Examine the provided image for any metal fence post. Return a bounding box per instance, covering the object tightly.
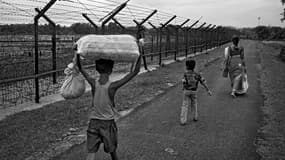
[82,13,98,33]
[150,33,154,60]
[52,26,56,84]
[158,15,176,66]
[185,29,188,58]
[196,22,206,52]
[184,20,199,57]
[101,0,129,35]
[133,10,157,70]
[175,27,178,60]
[209,25,216,48]
[165,28,170,57]
[33,0,57,103]
[156,29,159,55]
[217,27,222,46]
[193,29,197,53]
[134,23,148,70]
[148,22,158,61]
[36,8,57,84]
[34,18,39,103]
[203,24,212,50]
[190,29,195,55]
[178,19,190,60]
[159,28,162,65]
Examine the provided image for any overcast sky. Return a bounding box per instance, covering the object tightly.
[1,0,284,27]
[130,0,284,28]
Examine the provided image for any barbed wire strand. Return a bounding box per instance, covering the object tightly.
[0,0,203,27]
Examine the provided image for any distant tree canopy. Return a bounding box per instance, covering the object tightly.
[0,22,126,35]
[70,23,94,34]
[240,26,285,40]
[0,24,34,35]
[2,23,283,40]
[253,26,285,40]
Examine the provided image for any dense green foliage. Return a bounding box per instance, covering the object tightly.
[1,23,283,40]
[0,23,236,36]
[241,26,285,40]
[253,26,285,40]
[0,22,123,35]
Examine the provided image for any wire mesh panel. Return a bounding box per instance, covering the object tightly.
[0,38,35,80]
[0,79,35,108]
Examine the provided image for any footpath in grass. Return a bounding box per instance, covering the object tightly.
[256,42,285,159]
[0,46,225,160]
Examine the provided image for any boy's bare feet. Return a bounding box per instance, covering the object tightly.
[231,92,236,98]
[207,90,212,96]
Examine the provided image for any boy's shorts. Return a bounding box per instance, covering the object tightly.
[87,119,118,153]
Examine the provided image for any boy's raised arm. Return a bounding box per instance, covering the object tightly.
[111,55,141,90]
[75,54,96,89]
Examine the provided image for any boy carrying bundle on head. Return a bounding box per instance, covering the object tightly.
[73,34,141,160]
[75,55,141,160]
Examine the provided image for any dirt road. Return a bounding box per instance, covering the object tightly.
[54,40,262,160]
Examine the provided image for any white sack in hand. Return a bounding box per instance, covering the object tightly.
[75,34,140,62]
[60,63,86,99]
[234,74,249,94]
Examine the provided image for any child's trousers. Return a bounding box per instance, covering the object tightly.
[180,90,198,124]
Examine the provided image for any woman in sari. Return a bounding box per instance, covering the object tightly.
[224,36,247,98]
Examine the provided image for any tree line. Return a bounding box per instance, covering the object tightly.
[1,23,284,40]
[241,26,285,40]
[0,22,128,35]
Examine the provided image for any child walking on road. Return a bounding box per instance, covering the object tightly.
[180,59,212,125]
[75,54,141,160]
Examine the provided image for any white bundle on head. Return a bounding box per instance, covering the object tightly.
[75,34,140,62]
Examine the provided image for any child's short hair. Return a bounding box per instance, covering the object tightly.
[232,35,240,44]
[186,59,196,70]
[95,59,114,74]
